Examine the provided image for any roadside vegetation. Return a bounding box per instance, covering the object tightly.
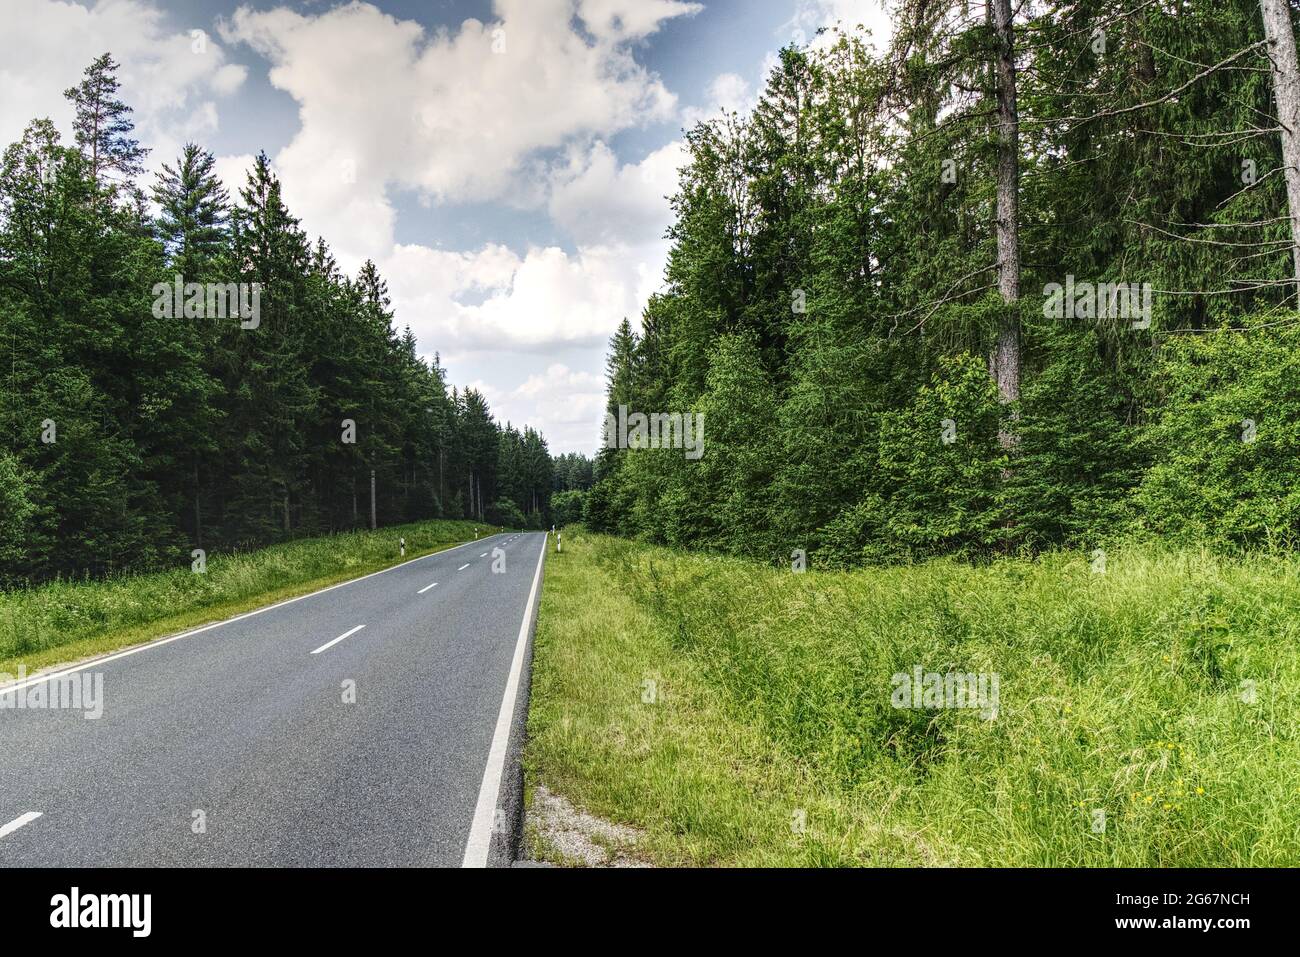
[526,529,1300,866]
[0,518,492,676]
[0,55,556,592]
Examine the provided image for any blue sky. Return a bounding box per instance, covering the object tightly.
[1,0,884,452]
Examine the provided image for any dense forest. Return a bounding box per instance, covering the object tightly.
[586,0,1300,566]
[0,54,558,586]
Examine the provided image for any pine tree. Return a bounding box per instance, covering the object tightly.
[153,144,230,275]
[63,53,148,190]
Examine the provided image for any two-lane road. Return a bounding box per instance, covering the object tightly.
[0,531,547,867]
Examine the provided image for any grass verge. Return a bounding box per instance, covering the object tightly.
[0,519,500,677]
[524,529,1300,866]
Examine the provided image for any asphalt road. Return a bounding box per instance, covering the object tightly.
[0,531,548,867]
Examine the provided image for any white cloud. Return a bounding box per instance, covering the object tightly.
[577,0,703,42]
[219,0,696,266]
[212,152,258,202]
[681,72,754,127]
[548,139,686,247]
[0,0,246,177]
[788,0,896,53]
[385,239,665,353]
[470,363,607,452]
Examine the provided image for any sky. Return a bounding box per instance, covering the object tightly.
[0,0,891,454]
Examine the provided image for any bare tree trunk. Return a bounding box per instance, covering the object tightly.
[991,0,1022,440]
[1261,0,1300,292]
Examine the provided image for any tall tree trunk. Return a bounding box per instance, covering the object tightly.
[990,0,1022,441]
[193,461,202,548]
[1261,0,1300,293]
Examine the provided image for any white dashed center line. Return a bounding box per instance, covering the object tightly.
[311,624,366,655]
[418,582,438,595]
[457,563,470,571]
[0,812,43,840]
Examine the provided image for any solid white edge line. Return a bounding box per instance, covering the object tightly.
[310,624,366,656]
[417,582,439,595]
[462,533,547,868]
[0,534,506,696]
[0,811,43,839]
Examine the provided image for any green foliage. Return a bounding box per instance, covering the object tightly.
[865,354,1007,563]
[550,490,587,527]
[1137,323,1300,546]
[1005,322,1149,550]
[584,5,1295,564]
[488,498,527,530]
[531,531,1300,865]
[0,54,555,585]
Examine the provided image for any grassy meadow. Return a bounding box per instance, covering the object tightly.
[525,529,1300,866]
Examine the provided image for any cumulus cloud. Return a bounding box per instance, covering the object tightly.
[788,0,896,53]
[0,0,246,176]
[548,139,686,247]
[370,135,683,376]
[385,239,667,354]
[681,72,755,127]
[470,364,608,453]
[218,0,697,263]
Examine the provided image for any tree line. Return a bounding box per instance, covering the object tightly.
[0,54,557,586]
[586,0,1300,564]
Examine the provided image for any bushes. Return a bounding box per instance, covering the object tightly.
[1137,323,1300,547]
[1006,324,1148,551]
[862,353,1008,563]
[550,489,586,527]
[487,498,527,529]
[0,451,36,586]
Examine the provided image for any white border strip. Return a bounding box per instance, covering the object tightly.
[462,533,547,867]
[0,535,498,696]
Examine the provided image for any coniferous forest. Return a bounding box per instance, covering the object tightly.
[0,54,557,586]
[586,1,1300,567]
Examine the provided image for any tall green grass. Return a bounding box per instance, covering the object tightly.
[526,530,1300,866]
[0,519,492,673]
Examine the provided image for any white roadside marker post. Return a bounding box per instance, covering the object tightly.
[400,536,406,558]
